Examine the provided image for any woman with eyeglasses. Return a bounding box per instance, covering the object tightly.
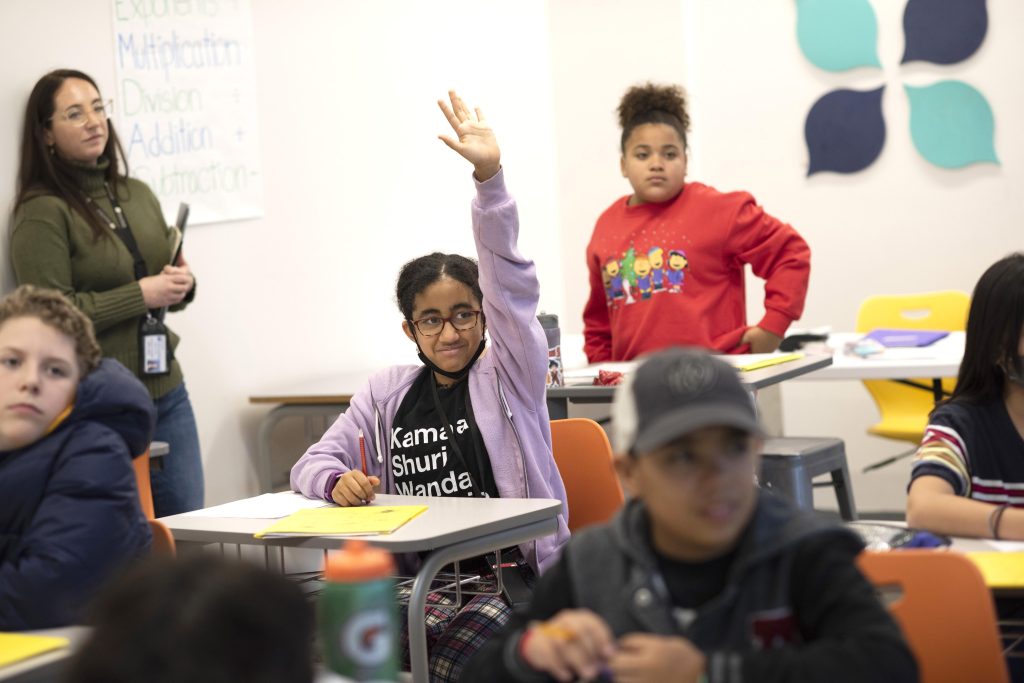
[291,91,569,681]
[10,70,202,517]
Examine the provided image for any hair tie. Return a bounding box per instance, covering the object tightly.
[988,503,1010,540]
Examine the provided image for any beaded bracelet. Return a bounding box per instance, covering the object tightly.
[989,503,1010,540]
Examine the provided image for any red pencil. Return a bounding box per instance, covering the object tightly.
[358,429,367,474]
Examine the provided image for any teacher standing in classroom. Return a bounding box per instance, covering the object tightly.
[10,69,203,516]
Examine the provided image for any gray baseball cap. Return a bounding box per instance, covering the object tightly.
[611,347,763,455]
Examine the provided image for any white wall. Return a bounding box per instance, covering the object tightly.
[2,1,1021,512]
[0,0,564,503]
[547,0,1023,512]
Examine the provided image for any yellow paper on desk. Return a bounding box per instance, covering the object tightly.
[732,352,803,372]
[0,632,69,667]
[254,505,427,538]
[967,552,1024,589]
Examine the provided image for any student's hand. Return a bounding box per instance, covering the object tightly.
[331,470,380,506]
[437,90,501,182]
[520,609,615,682]
[738,326,783,353]
[607,633,705,683]
[139,268,194,308]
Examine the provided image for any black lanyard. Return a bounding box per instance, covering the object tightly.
[85,183,149,283]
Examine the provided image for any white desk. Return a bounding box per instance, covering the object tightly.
[793,332,964,400]
[549,353,834,420]
[0,627,87,683]
[161,493,561,683]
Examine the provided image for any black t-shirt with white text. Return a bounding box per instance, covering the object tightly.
[391,369,499,499]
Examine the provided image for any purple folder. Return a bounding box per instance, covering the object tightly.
[863,329,949,348]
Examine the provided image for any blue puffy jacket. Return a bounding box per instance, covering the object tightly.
[0,358,155,629]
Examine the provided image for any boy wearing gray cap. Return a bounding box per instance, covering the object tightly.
[463,348,916,683]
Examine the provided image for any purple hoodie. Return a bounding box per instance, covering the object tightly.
[290,169,570,574]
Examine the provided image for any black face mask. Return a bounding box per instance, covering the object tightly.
[414,335,487,382]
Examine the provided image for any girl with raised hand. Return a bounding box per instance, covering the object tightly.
[291,91,569,681]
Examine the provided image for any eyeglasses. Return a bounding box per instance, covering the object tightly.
[49,100,112,127]
[409,310,482,337]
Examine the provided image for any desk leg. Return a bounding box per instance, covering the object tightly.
[547,396,569,420]
[932,378,944,404]
[406,519,557,683]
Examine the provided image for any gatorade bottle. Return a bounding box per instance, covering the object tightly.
[319,539,398,682]
[538,313,563,387]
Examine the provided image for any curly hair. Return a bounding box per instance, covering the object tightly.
[617,82,690,152]
[0,285,102,375]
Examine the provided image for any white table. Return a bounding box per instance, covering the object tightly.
[161,493,561,683]
[549,353,834,420]
[0,627,87,683]
[793,332,965,400]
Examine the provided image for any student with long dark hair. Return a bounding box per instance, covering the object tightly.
[291,91,569,681]
[907,253,1024,539]
[10,69,202,517]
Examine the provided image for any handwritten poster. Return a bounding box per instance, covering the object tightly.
[111,0,263,225]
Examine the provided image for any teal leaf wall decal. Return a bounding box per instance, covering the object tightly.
[797,0,881,72]
[906,80,998,168]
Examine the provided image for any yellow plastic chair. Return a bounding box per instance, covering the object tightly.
[550,419,625,532]
[856,291,969,445]
[857,550,1009,683]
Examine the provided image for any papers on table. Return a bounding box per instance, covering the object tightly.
[254,505,429,538]
[563,352,804,384]
[181,491,331,519]
[0,632,69,667]
[966,551,1024,588]
[720,353,803,372]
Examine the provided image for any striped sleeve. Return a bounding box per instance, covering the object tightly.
[910,423,970,496]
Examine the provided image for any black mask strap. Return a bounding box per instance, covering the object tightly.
[415,335,487,381]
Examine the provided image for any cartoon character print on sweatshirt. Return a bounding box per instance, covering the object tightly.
[666,249,688,292]
[649,247,666,292]
[600,244,690,307]
[632,254,653,300]
[603,258,626,304]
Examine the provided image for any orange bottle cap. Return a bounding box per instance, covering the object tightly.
[323,539,395,581]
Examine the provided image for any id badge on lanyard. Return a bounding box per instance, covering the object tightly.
[139,313,171,376]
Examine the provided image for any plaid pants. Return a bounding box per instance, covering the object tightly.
[399,590,512,683]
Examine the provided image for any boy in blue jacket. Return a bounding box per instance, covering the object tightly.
[0,285,154,629]
[464,348,917,683]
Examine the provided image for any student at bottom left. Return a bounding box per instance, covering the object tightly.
[0,285,154,630]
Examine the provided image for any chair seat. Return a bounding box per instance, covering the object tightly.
[868,417,928,444]
[760,437,857,520]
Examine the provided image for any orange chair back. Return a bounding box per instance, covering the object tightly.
[133,448,155,519]
[550,419,625,532]
[857,550,1009,683]
[148,519,177,556]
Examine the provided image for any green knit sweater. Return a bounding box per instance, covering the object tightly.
[11,160,194,399]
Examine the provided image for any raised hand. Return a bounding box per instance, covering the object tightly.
[437,90,501,181]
